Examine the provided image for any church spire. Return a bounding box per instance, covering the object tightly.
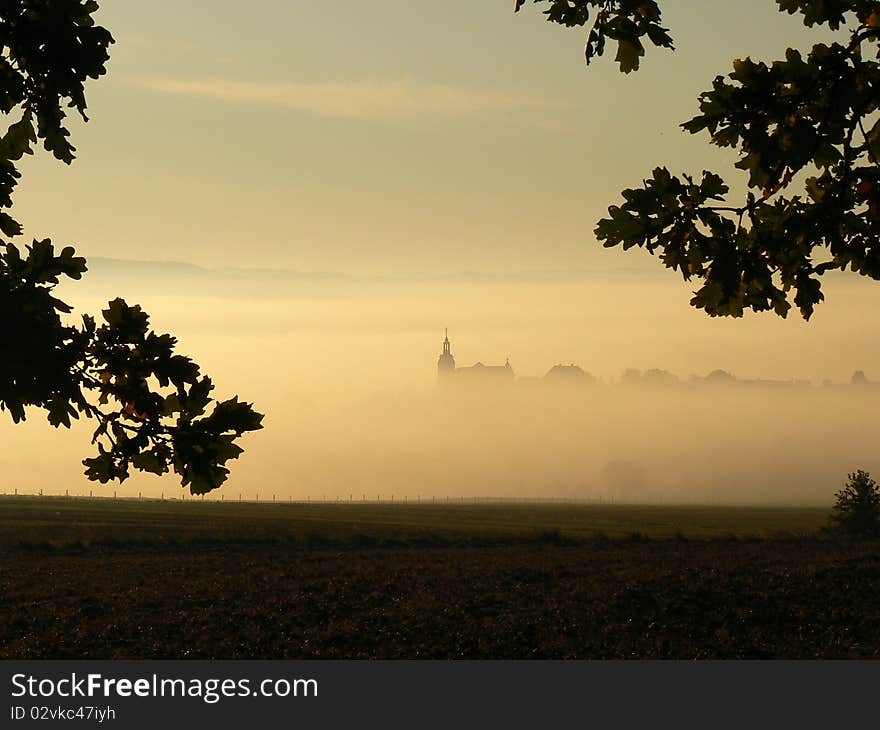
[438,329,455,378]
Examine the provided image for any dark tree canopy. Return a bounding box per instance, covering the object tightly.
[519,0,880,319]
[830,470,880,536]
[0,1,262,494]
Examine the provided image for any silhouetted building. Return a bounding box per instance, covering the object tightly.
[544,364,594,384]
[435,333,858,391]
[437,331,514,383]
[456,360,515,381]
[437,329,456,380]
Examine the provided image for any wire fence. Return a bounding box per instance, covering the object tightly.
[0,488,729,507]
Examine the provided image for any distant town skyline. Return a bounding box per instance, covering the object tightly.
[435,330,879,387]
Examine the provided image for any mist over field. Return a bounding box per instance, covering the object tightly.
[3,259,880,505]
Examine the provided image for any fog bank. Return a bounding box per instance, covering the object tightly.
[2,261,880,505]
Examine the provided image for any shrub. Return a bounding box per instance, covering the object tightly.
[830,471,880,538]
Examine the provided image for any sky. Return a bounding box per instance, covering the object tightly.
[3,1,880,502]
[12,0,841,273]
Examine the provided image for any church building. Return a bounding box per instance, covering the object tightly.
[437,331,514,382]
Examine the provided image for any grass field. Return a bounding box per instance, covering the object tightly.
[0,496,832,547]
[4,496,879,660]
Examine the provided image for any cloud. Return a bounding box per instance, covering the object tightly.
[131,76,570,123]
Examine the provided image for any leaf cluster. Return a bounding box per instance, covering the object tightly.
[0,238,88,424]
[587,0,880,319]
[514,0,674,73]
[0,2,263,493]
[0,1,113,236]
[0,239,264,493]
[79,299,264,494]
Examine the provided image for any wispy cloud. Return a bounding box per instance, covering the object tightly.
[131,76,570,124]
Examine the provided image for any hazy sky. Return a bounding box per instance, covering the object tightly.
[4,2,880,502]
[13,0,838,273]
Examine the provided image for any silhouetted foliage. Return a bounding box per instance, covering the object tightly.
[514,0,674,73]
[830,470,880,536]
[520,1,880,319]
[0,2,262,493]
[852,369,870,384]
[620,368,678,386]
[704,369,736,384]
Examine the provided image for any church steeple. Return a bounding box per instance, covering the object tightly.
[438,329,455,378]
